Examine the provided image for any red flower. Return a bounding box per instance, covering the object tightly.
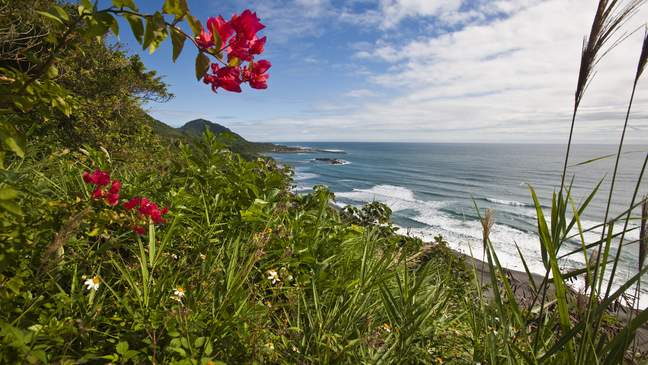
[109,180,121,194]
[123,196,141,210]
[230,10,265,41]
[133,225,146,235]
[204,65,242,93]
[244,60,271,89]
[105,193,120,206]
[196,28,214,50]
[91,187,104,199]
[207,16,234,48]
[250,36,266,56]
[228,35,253,61]
[83,169,111,186]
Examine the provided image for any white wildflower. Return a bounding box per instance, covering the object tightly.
[267,270,280,284]
[84,275,100,291]
[171,287,185,302]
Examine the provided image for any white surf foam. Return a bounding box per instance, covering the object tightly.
[311,159,351,165]
[486,197,529,207]
[294,172,319,181]
[335,184,648,309]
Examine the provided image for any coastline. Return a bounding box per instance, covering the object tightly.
[436,243,648,350]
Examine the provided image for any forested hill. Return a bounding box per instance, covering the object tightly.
[148,117,278,157]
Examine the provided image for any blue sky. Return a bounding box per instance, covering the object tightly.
[113,0,648,143]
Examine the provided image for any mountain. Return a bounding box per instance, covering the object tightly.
[146,117,278,157]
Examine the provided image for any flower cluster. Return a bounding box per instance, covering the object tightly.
[123,197,169,234]
[82,169,169,235]
[83,169,121,206]
[197,10,271,93]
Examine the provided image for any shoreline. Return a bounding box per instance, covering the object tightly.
[436,243,648,350]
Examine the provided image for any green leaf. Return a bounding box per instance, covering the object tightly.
[125,14,144,43]
[110,17,120,37]
[0,127,25,158]
[169,27,185,63]
[46,65,59,78]
[0,201,23,216]
[212,27,222,52]
[51,5,70,21]
[35,11,64,25]
[195,53,210,80]
[142,16,155,50]
[142,12,166,53]
[116,341,129,355]
[186,15,201,36]
[163,0,189,19]
[112,0,138,11]
[193,336,205,348]
[0,188,18,200]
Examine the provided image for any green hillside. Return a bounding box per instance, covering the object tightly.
[148,117,277,157]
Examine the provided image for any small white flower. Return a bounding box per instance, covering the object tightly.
[172,287,185,302]
[199,253,206,261]
[171,253,178,260]
[292,345,300,353]
[84,275,100,291]
[267,270,280,284]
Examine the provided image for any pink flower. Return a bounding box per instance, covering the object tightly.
[83,169,111,186]
[230,10,265,41]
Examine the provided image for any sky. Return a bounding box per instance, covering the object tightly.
[115,0,648,143]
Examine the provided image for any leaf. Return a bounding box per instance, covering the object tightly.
[0,188,18,200]
[125,14,144,43]
[169,27,185,63]
[116,341,129,355]
[0,201,23,216]
[163,0,189,19]
[46,65,59,78]
[212,28,222,52]
[0,122,26,158]
[51,5,70,21]
[228,57,241,67]
[36,11,64,25]
[112,0,138,11]
[110,17,120,37]
[142,16,155,50]
[195,53,210,80]
[142,12,166,53]
[186,15,201,36]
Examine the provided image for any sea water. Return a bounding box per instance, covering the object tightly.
[270,143,648,307]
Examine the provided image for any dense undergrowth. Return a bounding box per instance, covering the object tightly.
[3,0,648,363]
[0,2,475,363]
[1,130,474,363]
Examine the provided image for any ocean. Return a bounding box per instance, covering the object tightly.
[269,142,648,306]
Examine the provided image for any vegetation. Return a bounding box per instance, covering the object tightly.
[1,0,648,364]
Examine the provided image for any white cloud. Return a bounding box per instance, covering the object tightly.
[344,88,377,97]
[379,0,464,28]
[238,0,648,143]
